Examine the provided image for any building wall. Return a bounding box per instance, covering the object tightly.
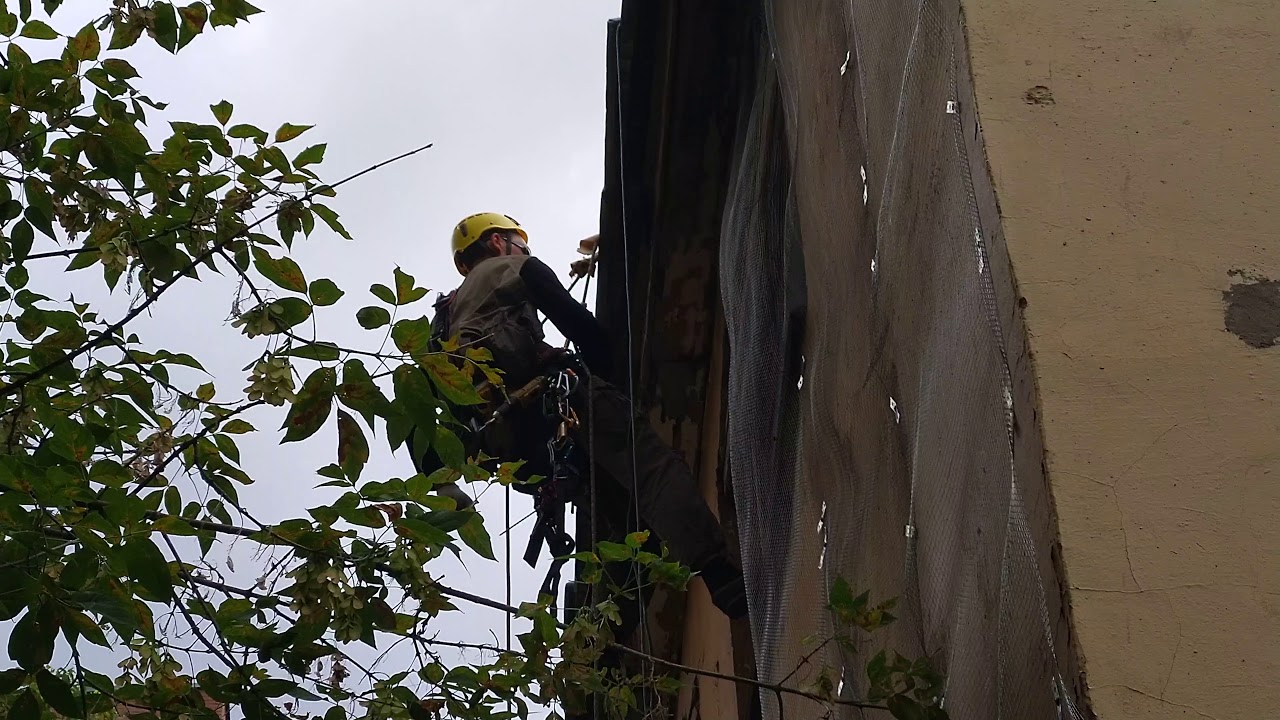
[596,5,759,720]
[963,1,1280,717]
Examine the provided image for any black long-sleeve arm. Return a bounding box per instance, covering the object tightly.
[520,257,613,380]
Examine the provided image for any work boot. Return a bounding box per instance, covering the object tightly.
[700,557,749,620]
[436,482,475,511]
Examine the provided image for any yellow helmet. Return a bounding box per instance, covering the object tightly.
[451,212,529,255]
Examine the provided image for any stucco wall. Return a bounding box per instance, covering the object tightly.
[963,1,1280,717]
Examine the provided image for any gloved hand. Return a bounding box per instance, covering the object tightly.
[537,345,570,367]
[569,234,599,278]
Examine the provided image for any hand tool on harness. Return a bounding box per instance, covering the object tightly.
[520,363,585,603]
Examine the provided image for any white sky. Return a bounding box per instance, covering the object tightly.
[9,0,623,708]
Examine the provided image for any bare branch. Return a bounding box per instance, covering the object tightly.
[607,644,886,712]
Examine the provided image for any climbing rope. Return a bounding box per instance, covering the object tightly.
[611,24,658,716]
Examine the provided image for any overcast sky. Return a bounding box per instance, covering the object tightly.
[13,0,623,704]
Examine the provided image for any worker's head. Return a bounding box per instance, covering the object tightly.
[450,212,530,276]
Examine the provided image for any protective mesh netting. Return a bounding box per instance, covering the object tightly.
[719,1,1092,719]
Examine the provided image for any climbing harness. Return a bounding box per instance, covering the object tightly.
[522,362,585,604]
[462,354,588,605]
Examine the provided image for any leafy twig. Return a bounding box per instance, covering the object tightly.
[0,144,433,400]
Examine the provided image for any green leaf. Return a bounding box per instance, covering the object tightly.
[210,0,263,26]
[653,676,684,696]
[356,306,390,329]
[458,514,495,560]
[275,123,313,143]
[89,459,131,488]
[391,317,432,354]
[227,123,267,143]
[0,14,17,37]
[6,688,37,720]
[66,590,139,638]
[282,367,336,443]
[65,607,112,648]
[108,17,144,49]
[214,433,241,464]
[393,365,437,427]
[36,668,80,718]
[295,143,326,167]
[124,538,172,599]
[433,426,465,469]
[0,668,26,695]
[829,576,855,616]
[336,410,369,482]
[316,464,346,481]
[286,342,341,362]
[625,530,650,549]
[101,58,139,79]
[867,649,890,686]
[252,246,307,293]
[263,146,291,174]
[394,267,425,304]
[421,354,484,405]
[210,100,233,126]
[308,278,344,306]
[597,542,632,563]
[151,1,179,52]
[68,22,100,60]
[9,607,56,670]
[312,203,351,240]
[6,266,29,290]
[395,518,452,548]
[10,219,34,263]
[370,283,396,305]
[64,244,99,272]
[177,2,208,49]
[269,297,312,331]
[337,359,388,428]
[223,419,255,434]
[0,200,20,223]
[14,310,44,341]
[153,515,197,536]
[19,19,56,38]
[421,508,471,532]
[886,695,932,720]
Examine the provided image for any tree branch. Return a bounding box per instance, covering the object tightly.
[31,516,889,716]
[606,644,886,712]
[126,510,524,618]
[394,629,887,712]
[213,245,411,364]
[779,635,834,686]
[0,143,433,400]
[125,399,266,498]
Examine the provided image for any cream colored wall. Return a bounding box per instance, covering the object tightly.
[963,1,1279,717]
[675,309,740,720]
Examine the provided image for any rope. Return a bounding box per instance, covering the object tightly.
[611,25,658,717]
[504,484,512,653]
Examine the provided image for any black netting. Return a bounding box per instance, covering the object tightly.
[718,1,1093,719]
[719,34,803,720]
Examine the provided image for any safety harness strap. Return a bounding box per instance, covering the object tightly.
[519,363,585,605]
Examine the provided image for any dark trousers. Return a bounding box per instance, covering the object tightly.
[566,376,730,573]
[485,374,746,620]
[490,376,731,573]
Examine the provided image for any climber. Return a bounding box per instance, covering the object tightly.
[411,211,747,620]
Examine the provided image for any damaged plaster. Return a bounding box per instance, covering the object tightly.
[1223,275,1280,349]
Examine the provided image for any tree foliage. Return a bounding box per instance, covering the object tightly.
[0,3,947,720]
